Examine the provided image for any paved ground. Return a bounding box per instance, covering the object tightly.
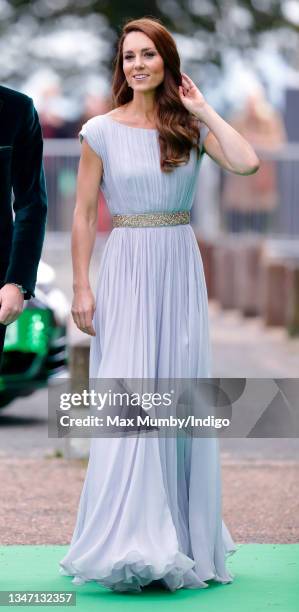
[0,456,298,545]
[210,301,299,378]
[0,233,298,545]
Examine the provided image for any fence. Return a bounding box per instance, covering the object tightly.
[43,139,299,238]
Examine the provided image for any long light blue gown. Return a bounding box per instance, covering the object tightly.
[59,113,237,592]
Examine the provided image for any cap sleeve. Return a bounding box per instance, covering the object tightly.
[199,122,209,156]
[79,115,105,160]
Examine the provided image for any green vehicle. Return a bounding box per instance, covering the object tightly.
[0,262,69,408]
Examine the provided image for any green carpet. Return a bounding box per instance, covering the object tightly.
[0,545,298,611]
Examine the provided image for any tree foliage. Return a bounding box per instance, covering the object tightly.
[1,1,298,87]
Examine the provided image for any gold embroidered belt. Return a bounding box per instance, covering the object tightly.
[112,211,190,228]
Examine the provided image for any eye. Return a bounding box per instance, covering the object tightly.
[123,51,156,60]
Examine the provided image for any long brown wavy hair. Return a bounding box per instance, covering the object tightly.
[111,17,201,173]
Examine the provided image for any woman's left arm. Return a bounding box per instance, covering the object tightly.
[179,73,260,175]
[198,104,260,175]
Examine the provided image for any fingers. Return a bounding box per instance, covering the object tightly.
[0,287,24,325]
[72,303,96,336]
[73,318,96,336]
[180,74,194,96]
[0,306,23,326]
[181,74,196,94]
[81,310,96,336]
[179,83,191,99]
[179,83,189,97]
[181,73,195,87]
[73,315,96,336]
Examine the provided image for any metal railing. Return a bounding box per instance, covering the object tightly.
[43,139,299,237]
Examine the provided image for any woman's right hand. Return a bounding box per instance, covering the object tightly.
[71,287,96,336]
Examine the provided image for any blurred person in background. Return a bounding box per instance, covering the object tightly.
[0,85,47,370]
[79,92,112,126]
[33,77,81,231]
[222,84,287,234]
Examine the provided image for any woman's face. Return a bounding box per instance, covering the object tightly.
[122,31,164,93]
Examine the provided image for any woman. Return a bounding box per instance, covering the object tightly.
[59,17,259,593]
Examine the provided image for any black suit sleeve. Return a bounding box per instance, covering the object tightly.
[4,96,48,299]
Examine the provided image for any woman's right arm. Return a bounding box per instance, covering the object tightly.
[71,140,103,336]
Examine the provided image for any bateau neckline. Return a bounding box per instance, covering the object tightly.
[105,114,158,132]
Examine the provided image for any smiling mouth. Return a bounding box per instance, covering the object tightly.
[133,75,150,80]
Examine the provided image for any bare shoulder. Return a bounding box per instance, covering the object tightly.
[105,105,129,122]
[105,108,122,117]
[105,106,158,129]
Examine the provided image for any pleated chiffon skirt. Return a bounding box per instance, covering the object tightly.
[59,223,237,591]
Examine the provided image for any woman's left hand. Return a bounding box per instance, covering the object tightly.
[178,73,207,119]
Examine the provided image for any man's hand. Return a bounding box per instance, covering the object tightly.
[0,284,25,325]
